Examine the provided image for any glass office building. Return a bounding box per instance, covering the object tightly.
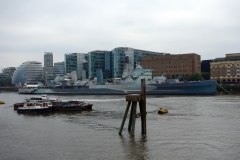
[110,47,165,78]
[65,53,86,80]
[111,48,127,78]
[134,48,165,64]
[44,52,53,67]
[43,52,54,80]
[87,47,165,79]
[54,62,65,77]
[0,67,16,79]
[12,61,43,86]
[88,50,111,79]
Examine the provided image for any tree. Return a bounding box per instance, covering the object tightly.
[188,73,203,81]
[179,76,189,81]
[179,73,204,81]
[0,78,12,86]
[201,72,210,80]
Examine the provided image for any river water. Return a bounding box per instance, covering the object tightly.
[0,92,239,160]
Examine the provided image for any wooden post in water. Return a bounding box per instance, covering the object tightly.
[119,78,147,136]
[140,78,147,134]
[119,101,131,134]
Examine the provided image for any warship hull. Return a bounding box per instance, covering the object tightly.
[19,80,217,95]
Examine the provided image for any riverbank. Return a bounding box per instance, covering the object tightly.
[216,84,240,94]
[0,86,18,92]
[1,85,240,94]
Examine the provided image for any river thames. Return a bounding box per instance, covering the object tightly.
[0,92,239,160]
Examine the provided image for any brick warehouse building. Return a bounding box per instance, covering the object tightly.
[141,53,201,79]
[210,53,240,83]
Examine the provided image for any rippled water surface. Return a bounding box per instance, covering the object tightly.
[0,92,240,160]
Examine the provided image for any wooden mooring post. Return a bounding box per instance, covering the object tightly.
[119,79,147,136]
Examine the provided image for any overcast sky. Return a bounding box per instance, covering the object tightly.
[1,0,240,69]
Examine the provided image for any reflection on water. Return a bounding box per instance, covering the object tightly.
[0,92,240,159]
[119,135,149,160]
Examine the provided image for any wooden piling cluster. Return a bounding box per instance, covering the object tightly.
[119,79,147,136]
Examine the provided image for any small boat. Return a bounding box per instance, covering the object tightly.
[25,95,57,102]
[14,95,56,110]
[13,102,24,110]
[0,100,5,104]
[52,100,93,111]
[17,101,52,113]
[158,108,168,114]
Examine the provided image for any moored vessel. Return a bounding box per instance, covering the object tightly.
[18,64,217,95]
[25,95,57,102]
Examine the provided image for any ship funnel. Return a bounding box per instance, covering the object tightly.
[96,69,104,84]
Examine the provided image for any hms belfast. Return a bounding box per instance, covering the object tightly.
[19,60,217,95]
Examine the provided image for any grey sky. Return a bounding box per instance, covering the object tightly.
[1,0,240,69]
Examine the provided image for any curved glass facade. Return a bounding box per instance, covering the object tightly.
[12,61,43,86]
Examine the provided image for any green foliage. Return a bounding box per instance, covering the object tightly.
[201,72,210,80]
[179,73,203,81]
[0,78,12,86]
[179,76,188,81]
[188,73,203,81]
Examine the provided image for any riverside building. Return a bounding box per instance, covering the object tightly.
[54,62,65,77]
[201,60,213,73]
[0,67,16,79]
[87,47,165,79]
[110,47,165,78]
[43,52,54,81]
[65,53,87,80]
[210,53,240,83]
[12,61,43,86]
[88,50,111,79]
[141,53,201,79]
